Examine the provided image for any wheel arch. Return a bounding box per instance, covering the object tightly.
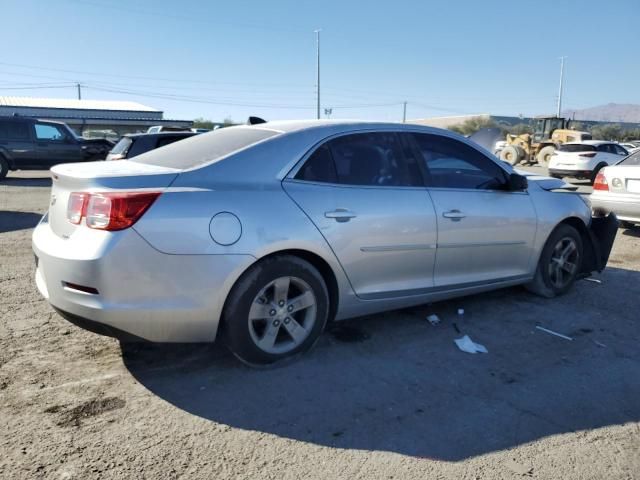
[557,216,599,275]
[221,248,340,328]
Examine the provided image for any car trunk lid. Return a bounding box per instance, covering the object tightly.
[48,160,179,238]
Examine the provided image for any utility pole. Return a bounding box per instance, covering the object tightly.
[402,101,407,123]
[76,82,82,100]
[556,56,566,118]
[314,29,321,119]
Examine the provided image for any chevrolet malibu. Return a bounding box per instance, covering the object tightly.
[33,121,617,365]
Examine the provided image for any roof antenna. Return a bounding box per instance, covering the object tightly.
[247,116,266,125]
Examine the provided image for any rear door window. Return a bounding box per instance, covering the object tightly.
[296,144,338,183]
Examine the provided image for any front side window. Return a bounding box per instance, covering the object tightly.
[35,123,65,141]
[412,133,507,190]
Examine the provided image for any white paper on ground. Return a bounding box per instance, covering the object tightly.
[454,335,488,354]
[426,314,441,325]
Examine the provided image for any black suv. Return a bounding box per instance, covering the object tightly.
[0,117,114,179]
[106,131,198,160]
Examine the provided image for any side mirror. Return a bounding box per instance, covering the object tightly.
[507,173,528,191]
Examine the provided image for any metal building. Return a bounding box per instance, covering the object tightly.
[0,96,192,139]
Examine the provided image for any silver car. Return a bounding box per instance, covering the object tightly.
[32,121,617,365]
[591,150,640,227]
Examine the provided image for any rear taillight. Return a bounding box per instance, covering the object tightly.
[67,192,161,230]
[579,152,597,158]
[67,192,88,224]
[593,172,609,191]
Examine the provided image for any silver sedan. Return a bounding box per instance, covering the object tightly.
[32,121,617,365]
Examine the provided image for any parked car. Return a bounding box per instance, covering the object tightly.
[106,132,198,161]
[619,142,640,154]
[32,121,617,366]
[591,150,640,227]
[0,117,113,179]
[548,141,629,182]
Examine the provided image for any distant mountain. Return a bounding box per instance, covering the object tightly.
[563,103,640,123]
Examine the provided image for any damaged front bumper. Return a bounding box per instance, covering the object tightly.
[581,213,618,274]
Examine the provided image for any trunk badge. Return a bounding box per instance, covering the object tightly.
[50,194,57,206]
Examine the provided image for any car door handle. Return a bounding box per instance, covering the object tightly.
[325,209,357,222]
[442,210,466,221]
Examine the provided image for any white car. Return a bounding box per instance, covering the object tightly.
[620,142,640,154]
[548,141,629,182]
[591,151,640,227]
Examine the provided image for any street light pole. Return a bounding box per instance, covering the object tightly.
[557,56,566,118]
[402,101,407,123]
[77,82,82,100]
[314,29,321,120]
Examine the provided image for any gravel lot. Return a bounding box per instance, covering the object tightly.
[1,170,639,479]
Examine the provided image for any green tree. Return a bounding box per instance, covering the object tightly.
[193,117,215,129]
[590,124,624,141]
[447,116,499,135]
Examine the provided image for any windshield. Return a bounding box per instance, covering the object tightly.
[558,144,596,153]
[131,127,280,170]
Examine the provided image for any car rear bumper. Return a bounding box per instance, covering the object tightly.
[548,168,593,179]
[32,218,255,342]
[591,195,640,223]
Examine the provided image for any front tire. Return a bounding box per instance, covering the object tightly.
[500,145,522,165]
[526,224,583,298]
[222,255,329,366]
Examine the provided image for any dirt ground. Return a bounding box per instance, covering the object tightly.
[1,170,639,479]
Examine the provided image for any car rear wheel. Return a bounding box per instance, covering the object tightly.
[0,156,8,180]
[526,224,583,298]
[222,255,329,366]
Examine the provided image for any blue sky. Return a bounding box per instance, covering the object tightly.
[1,0,639,122]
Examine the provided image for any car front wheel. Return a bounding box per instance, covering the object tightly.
[526,224,583,298]
[222,255,329,366]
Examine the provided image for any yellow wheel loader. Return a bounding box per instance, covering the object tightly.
[500,117,591,166]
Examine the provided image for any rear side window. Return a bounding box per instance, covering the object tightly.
[558,144,596,153]
[127,136,157,158]
[296,144,338,183]
[132,127,279,169]
[412,133,507,190]
[0,121,30,140]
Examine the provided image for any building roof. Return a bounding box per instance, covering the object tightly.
[0,96,160,113]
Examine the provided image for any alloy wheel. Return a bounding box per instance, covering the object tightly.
[247,276,317,355]
[548,237,580,289]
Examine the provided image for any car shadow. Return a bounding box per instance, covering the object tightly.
[121,267,640,461]
[622,227,640,238]
[0,176,51,188]
[0,211,43,233]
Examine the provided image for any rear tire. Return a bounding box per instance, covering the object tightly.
[536,146,555,166]
[222,255,329,367]
[526,224,583,298]
[590,163,607,184]
[0,156,8,180]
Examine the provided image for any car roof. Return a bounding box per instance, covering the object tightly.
[237,119,452,136]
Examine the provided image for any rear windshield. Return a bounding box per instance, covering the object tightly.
[558,144,596,153]
[132,127,279,169]
[110,137,132,155]
[618,151,640,166]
